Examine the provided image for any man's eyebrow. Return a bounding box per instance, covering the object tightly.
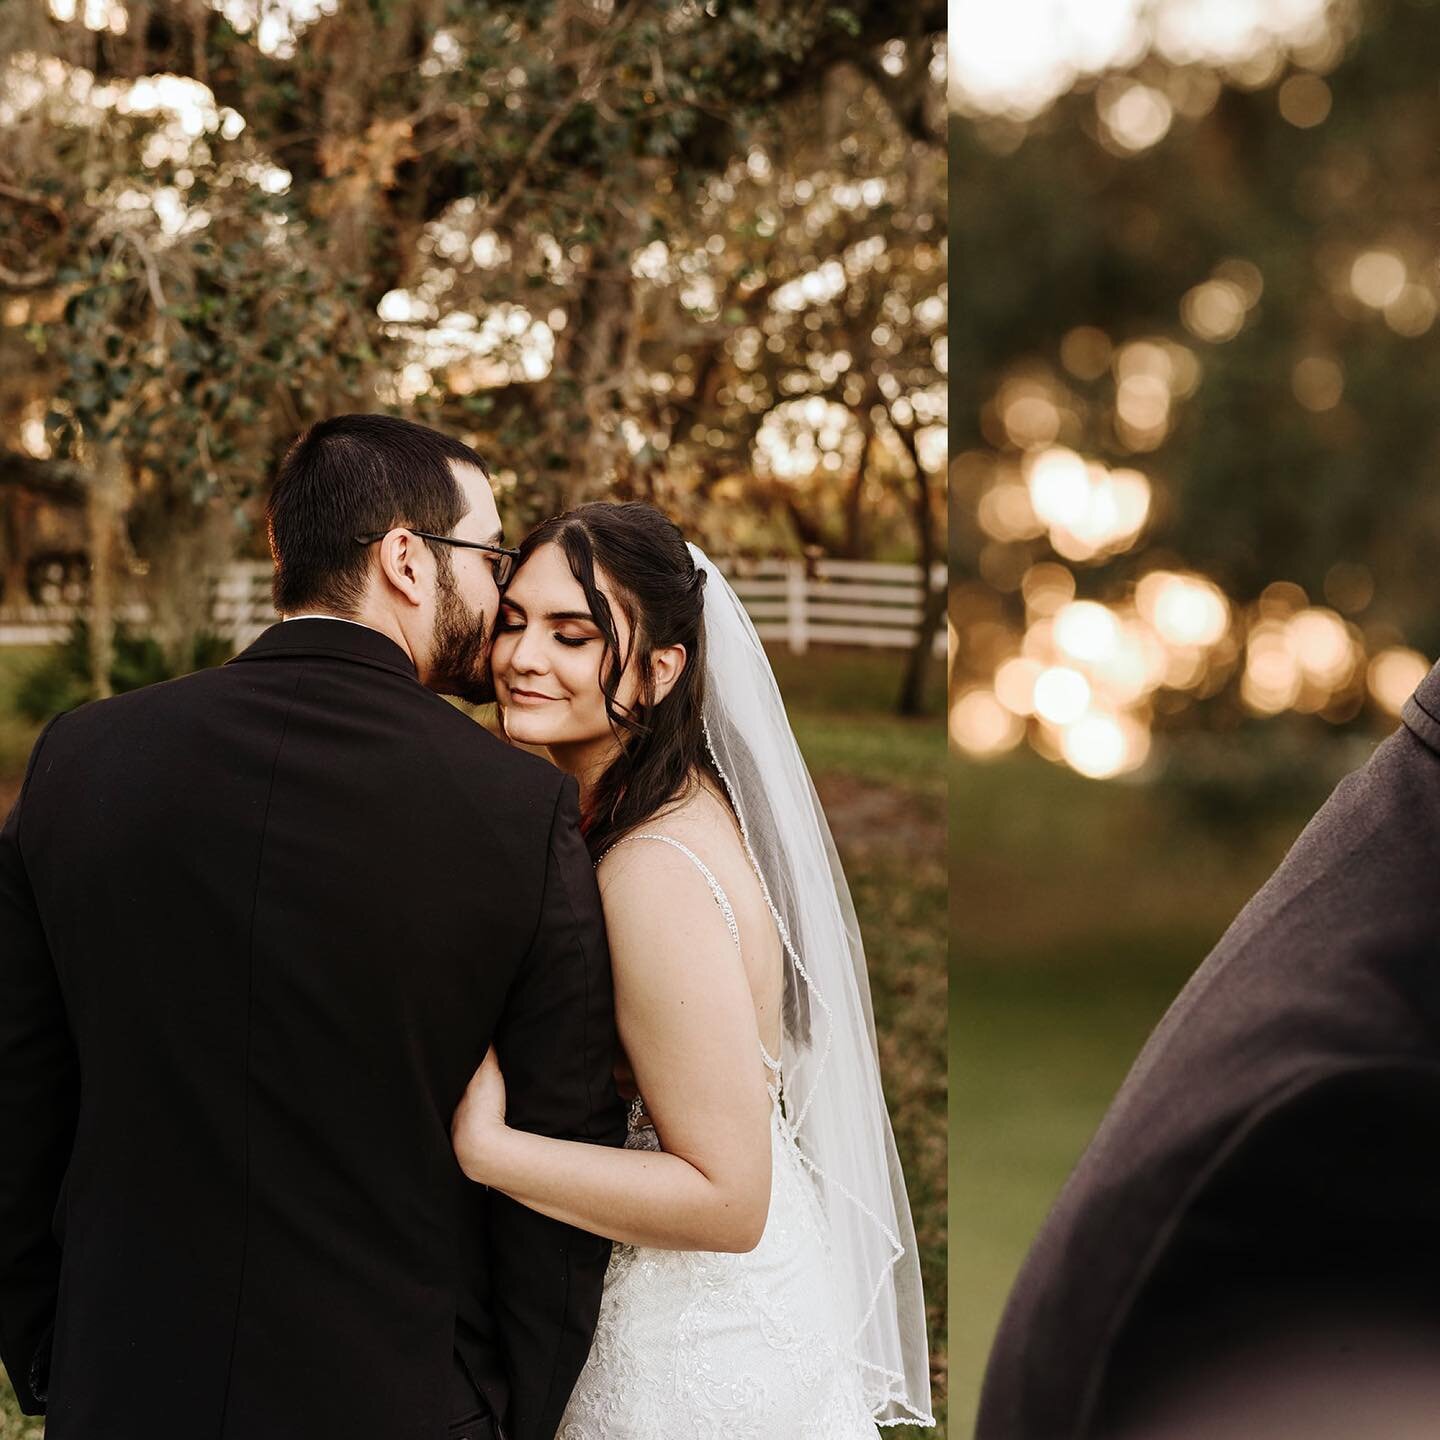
[485,526,503,544]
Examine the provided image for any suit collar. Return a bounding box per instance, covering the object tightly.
[227,617,418,681]
[1401,659,1440,754]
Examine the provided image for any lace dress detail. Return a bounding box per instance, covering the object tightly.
[558,834,878,1439]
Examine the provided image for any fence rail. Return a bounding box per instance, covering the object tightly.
[0,558,948,657]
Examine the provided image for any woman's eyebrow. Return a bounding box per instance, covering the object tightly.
[546,610,598,623]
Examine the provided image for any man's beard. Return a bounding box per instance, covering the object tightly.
[427,560,495,704]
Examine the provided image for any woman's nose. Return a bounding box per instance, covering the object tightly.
[508,624,547,674]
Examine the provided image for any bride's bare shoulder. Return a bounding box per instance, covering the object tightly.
[594,778,749,896]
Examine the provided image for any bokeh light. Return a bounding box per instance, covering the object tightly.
[1060,709,1151,779]
[951,687,1026,757]
[995,656,1045,715]
[1292,355,1344,411]
[1277,72,1331,127]
[1054,601,1121,663]
[1033,666,1092,724]
[1349,250,1406,309]
[1136,571,1230,647]
[1022,561,1077,615]
[1368,647,1430,717]
[1024,448,1152,560]
[1384,283,1436,337]
[1181,277,1248,342]
[1098,80,1174,151]
[950,0,1438,781]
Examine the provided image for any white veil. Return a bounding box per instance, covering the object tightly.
[688,543,934,1428]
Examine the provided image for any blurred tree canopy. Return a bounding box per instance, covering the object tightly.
[953,0,1440,772]
[0,0,945,684]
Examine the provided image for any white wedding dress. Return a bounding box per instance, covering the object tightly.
[557,834,879,1440]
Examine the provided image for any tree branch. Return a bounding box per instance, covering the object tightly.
[482,0,649,231]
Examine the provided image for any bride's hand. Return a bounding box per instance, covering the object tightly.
[452,1046,509,1185]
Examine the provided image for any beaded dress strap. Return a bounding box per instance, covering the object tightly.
[605,832,783,1075]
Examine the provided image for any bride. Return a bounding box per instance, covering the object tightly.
[450,501,933,1436]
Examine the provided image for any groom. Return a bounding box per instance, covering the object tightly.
[979,663,1440,1437]
[0,414,626,1440]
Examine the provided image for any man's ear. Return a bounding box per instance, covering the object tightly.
[377,529,427,608]
[651,643,687,704]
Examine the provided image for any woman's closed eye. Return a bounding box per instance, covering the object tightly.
[497,611,593,647]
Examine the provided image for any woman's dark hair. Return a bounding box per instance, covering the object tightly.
[513,501,718,858]
[267,413,491,615]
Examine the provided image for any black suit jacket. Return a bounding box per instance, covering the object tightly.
[979,662,1440,1440]
[0,618,626,1440]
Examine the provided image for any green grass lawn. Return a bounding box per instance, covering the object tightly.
[0,649,46,787]
[798,652,948,1434]
[0,644,948,1436]
[949,747,1342,1439]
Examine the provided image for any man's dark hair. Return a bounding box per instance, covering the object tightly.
[267,413,491,615]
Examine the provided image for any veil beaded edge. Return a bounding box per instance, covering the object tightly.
[688,543,935,1428]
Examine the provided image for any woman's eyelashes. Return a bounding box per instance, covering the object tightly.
[496,613,594,647]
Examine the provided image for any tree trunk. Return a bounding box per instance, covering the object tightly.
[135,498,235,670]
[895,424,941,717]
[842,411,875,558]
[566,182,653,508]
[85,438,127,700]
[900,565,945,717]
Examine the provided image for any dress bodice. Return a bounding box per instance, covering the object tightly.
[560,833,878,1438]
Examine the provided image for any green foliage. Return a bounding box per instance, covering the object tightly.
[15,621,232,723]
[950,748,1325,1434]
[4,0,944,635]
[954,0,1440,653]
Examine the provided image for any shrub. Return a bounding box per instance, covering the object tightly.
[15,620,232,722]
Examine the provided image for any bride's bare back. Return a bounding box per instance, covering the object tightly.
[598,774,785,1076]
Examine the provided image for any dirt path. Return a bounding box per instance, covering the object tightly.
[814,771,945,861]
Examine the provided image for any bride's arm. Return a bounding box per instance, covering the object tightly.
[452,843,774,1253]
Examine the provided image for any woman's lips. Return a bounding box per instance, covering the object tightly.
[507,687,561,704]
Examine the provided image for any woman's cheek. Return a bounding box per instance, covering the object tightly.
[490,634,516,687]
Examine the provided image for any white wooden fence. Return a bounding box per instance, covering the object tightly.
[0,557,948,657]
[720,558,948,657]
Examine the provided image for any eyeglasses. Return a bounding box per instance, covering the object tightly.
[355,529,521,587]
